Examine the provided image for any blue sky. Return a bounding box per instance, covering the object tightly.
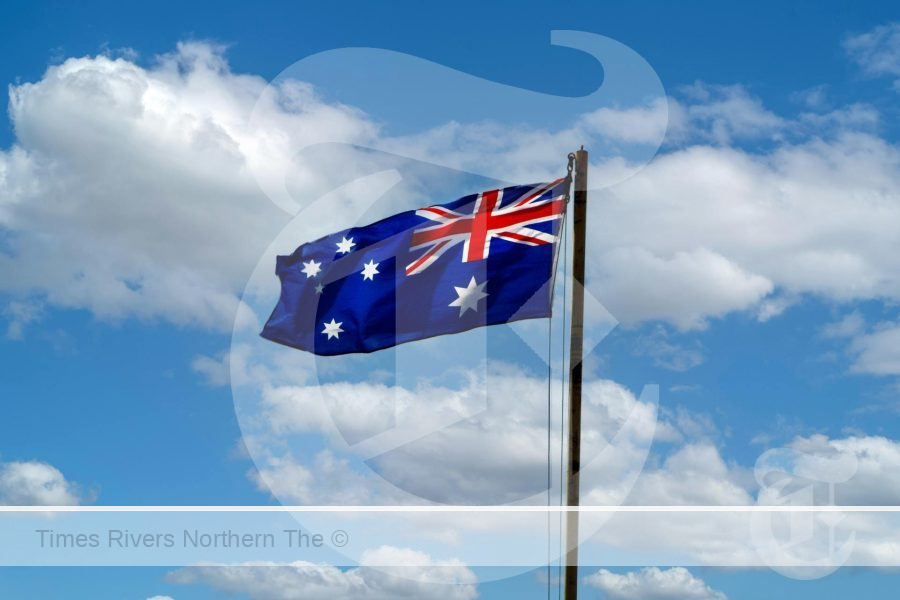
[3,0,900,598]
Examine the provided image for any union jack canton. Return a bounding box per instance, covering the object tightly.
[261,177,569,355]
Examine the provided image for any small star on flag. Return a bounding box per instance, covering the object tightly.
[361,259,380,281]
[301,259,322,278]
[336,236,356,254]
[321,318,344,340]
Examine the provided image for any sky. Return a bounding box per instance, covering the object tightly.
[2,0,900,597]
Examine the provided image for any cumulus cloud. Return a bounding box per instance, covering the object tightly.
[3,42,900,339]
[588,503,900,568]
[593,131,900,329]
[0,460,88,505]
[0,43,374,333]
[241,337,900,509]
[605,430,900,509]
[240,349,782,509]
[191,352,231,386]
[584,567,727,600]
[783,433,900,505]
[580,97,670,144]
[820,311,866,339]
[167,546,477,600]
[848,322,900,376]
[620,443,752,506]
[247,361,679,505]
[592,246,772,331]
[249,450,381,506]
[669,83,784,144]
[818,313,900,376]
[844,22,900,81]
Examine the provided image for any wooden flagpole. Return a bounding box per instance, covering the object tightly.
[564,147,588,600]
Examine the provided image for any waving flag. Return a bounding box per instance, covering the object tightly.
[260,178,569,355]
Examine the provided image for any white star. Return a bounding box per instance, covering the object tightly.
[321,318,344,340]
[336,236,356,254]
[449,276,489,316]
[314,283,325,295]
[361,259,380,281]
[301,259,322,278]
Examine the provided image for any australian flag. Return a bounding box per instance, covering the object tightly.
[260,177,569,355]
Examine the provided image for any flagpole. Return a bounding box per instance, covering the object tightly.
[564,147,588,600]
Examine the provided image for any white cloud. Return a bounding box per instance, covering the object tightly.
[814,313,900,376]
[820,311,866,339]
[670,83,784,144]
[249,362,678,505]
[815,313,900,376]
[602,430,900,509]
[4,43,900,339]
[191,352,231,386]
[798,102,880,132]
[0,460,88,505]
[593,246,772,331]
[631,325,704,371]
[785,433,900,505]
[167,545,477,600]
[580,97,670,144]
[240,350,764,510]
[0,43,374,333]
[249,450,379,506]
[620,443,752,506]
[584,567,727,600]
[593,132,900,329]
[146,596,175,600]
[585,509,757,566]
[844,22,900,80]
[3,300,42,339]
[576,506,900,568]
[755,294,794,322]
[791,84,830,109]
[848,322,900,375]
[237,430,900,567]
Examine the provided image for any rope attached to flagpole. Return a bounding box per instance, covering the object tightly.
[548,154,576,600]
[547,256,553,600]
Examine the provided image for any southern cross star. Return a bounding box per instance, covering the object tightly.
[314,283,325,295]
[321,318,344,340]
[336,236,356,254]
[301,259,322,278]
[449,276,488,316]
[361,259,380,281]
